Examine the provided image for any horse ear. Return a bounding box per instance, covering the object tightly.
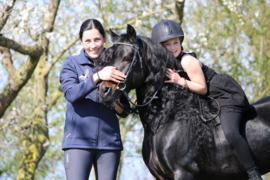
[110,29,118,43]
[127,24,136,43]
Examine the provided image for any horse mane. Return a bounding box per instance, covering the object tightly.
[136,35,218,167]
[97,33,218,167]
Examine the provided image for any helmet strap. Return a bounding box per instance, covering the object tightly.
[181,46,183,55]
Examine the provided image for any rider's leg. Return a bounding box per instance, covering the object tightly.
[220,112,262,180]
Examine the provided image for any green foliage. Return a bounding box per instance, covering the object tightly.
[1,0,177,179]
[2,0,270,179]
[183,0,270,102]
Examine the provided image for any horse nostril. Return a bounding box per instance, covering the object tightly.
[103,86,111,96]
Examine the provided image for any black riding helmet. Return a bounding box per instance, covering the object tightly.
[151,19,184,43]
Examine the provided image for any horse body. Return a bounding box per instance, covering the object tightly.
[142,120,199,180]
[139,92,270,180]
[97,25,270,180]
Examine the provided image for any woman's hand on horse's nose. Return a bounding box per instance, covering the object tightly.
[99,66,126,83]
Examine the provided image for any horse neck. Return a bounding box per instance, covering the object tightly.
[135,81,163,128]
[135,82,152,105]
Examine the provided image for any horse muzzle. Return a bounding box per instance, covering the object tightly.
[99,81,121,104]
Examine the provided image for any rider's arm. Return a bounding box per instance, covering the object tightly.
[181,55,207,95]
[165,55,207,95]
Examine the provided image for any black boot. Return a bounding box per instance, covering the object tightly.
[247,167,262,180]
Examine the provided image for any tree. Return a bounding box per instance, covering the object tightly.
[0,0,180,179]
[182,1,270,177]
[0,0,77,179]
[0,0,43,118]
[182,0,270,102]
[3,0,269,179]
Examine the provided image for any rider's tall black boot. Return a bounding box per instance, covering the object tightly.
[247,167,262,180]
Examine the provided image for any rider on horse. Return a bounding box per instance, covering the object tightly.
[151,19,262,180]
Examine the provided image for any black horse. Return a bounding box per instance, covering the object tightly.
[97,25,270,180]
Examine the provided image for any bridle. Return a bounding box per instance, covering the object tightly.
[113,40,144,92]
[112,39,163,109]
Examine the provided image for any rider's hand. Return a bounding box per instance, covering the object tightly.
[98,66,126,83]
[165,68,183,85]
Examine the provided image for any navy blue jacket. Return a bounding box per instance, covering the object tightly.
[60,48,130,150]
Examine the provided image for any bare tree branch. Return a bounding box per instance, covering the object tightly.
[175,0,185,25]
[0,36,43,57]
[47,86,63,112]
[0,36,43,118]
[43,0,60,32]
[0,54,42,118]
[107,4,174,31]
[0,0,17,31]
[43,37,78,76]
[0,46,15,76]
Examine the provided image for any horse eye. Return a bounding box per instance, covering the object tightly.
[122,56,129,62]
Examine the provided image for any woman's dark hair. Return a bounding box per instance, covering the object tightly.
[79,19,106,39]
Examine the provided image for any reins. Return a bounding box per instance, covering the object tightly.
[198,96,220,123]
[121,84,163,107]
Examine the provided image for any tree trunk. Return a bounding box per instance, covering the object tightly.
[17,105,49,180]
[16,0,61,179]
[174,0,185,25]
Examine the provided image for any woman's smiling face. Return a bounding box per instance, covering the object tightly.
[80,29,107,60]
[162,37,181,57]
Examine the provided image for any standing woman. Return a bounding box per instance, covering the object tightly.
[151,19,262,180]
[60,19,130,180]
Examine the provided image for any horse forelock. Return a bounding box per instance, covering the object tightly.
[97,33,134,70]
[113,33,135,44]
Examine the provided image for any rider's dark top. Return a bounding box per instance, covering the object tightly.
[176,52,250,115]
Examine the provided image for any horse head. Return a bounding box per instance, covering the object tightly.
[98,24,178,106]
[98,25,147,104]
